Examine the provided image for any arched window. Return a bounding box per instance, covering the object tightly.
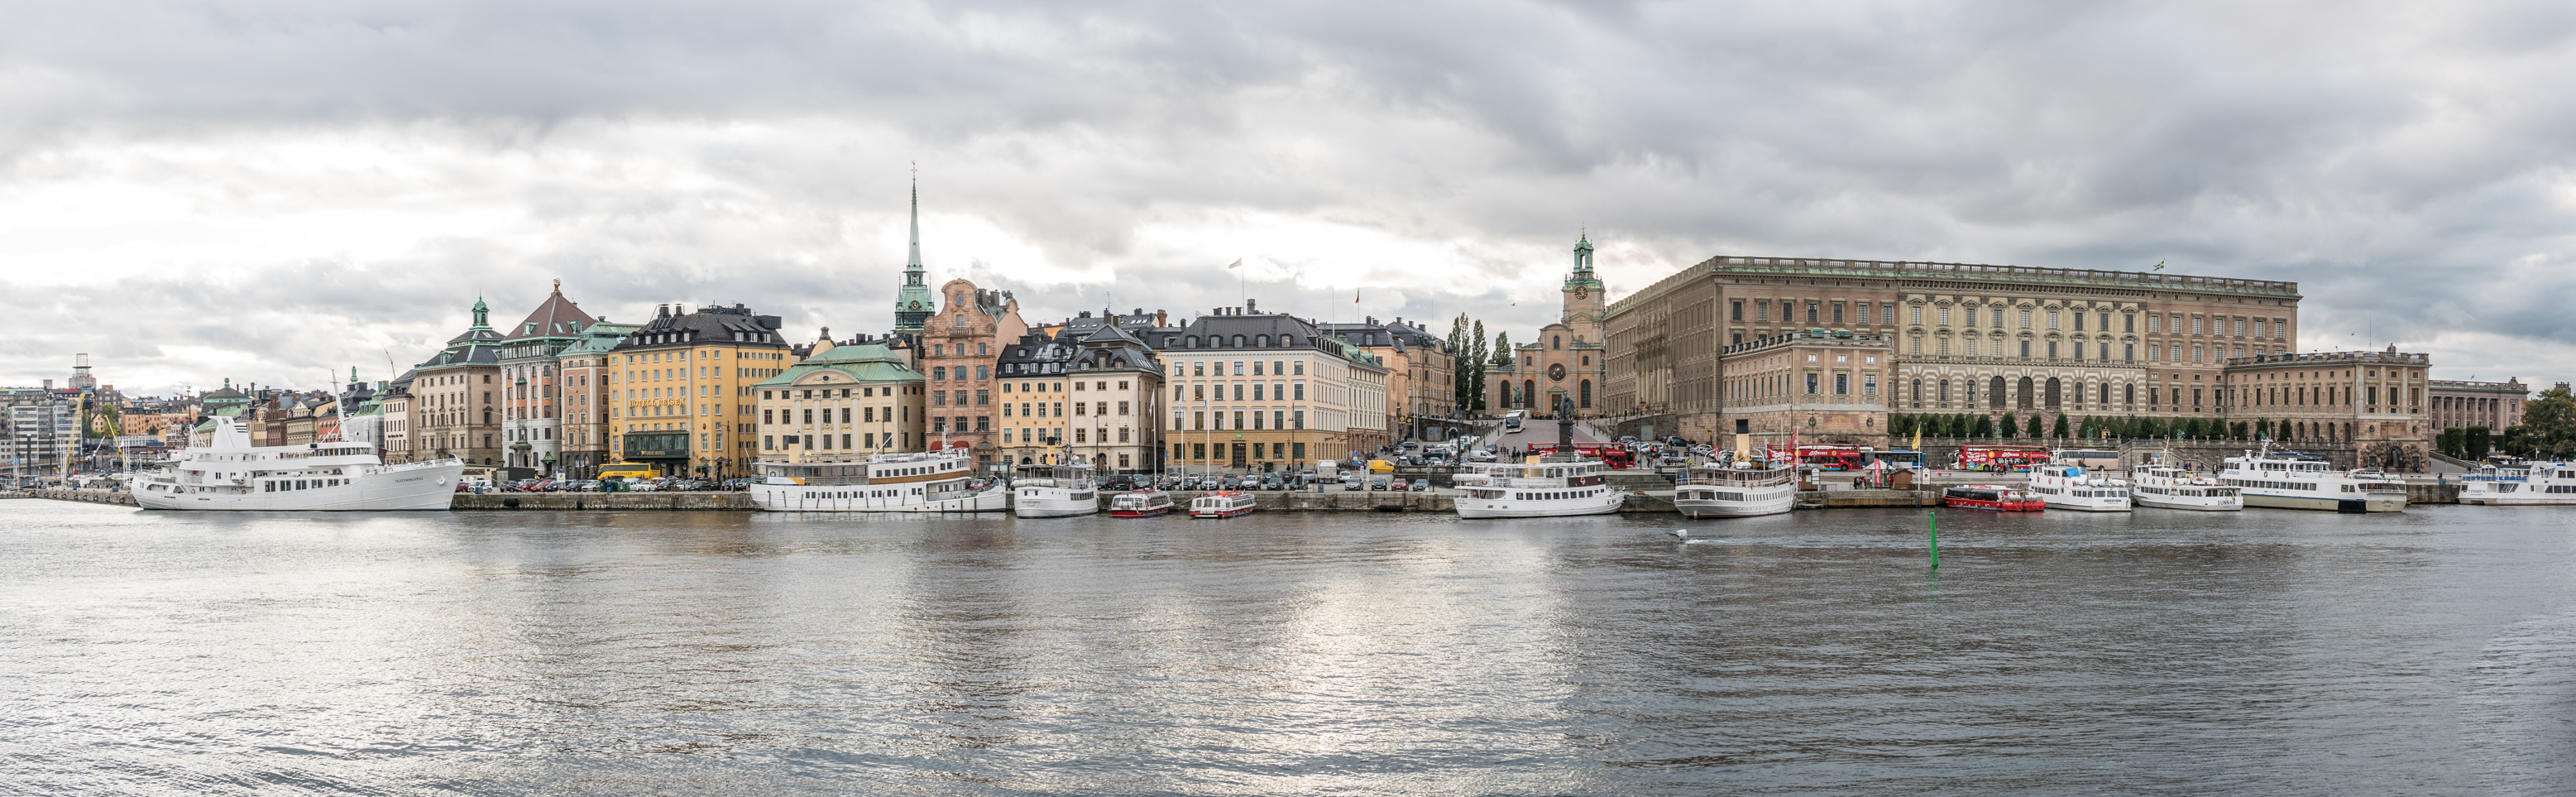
[2125,384,2135,406]
[1579,380,1592,409]
[2017,377,2034,409]
[1185,336,1199,348]
[1233,335,1247,348]
[1912,379,1922,405]
[1554,335,1563,349]
[1255,334,1269,347]
[2099,383,2110,405]
[1940,379,1950,402]
[2045,377,2061,408]
[1989,376,2007,409]
[1523,380,1536,410]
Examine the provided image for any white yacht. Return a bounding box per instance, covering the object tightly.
[2216,447,2409,512]
[2459,461,2576,506]
[1451,459,1626,519]
[1109,489,1176,517]
[2026,463,2133,512]
[133,420,462,511]
[1672,461,1798,519]
[1011,463,1099,518]
[1187,491,1259,518]
[749,449,1007,512]
[2131,463,2243,511]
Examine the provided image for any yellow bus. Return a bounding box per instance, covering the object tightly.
[596,463,660,480]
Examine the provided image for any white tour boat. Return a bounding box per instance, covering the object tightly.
[1012,463,1099,517]
[2216,446,2409,513]
[1187,490,1259,518]
[1672,461,1798,519]
[1452,459,1626,519]
[133,420,462,511]
[749,449,1007,512]
[2459,461,2576,506]
[2130,463,2243,511]
[2027,463,2133,512]
[1109,489,1176,517]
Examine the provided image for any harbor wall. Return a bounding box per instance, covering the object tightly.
[24,489,137,507]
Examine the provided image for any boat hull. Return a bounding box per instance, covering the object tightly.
[2243,492,2406,513]
[1188,506,1256,519]
[1110,507,1172,518]
[2042,497,2133,512]
[1942,497,2044,511]
[134,462,462,511]
[749,484,1009,512]
[2134,497,2243,511]
[1454,493,1626,519]
[1673,493,1796,518]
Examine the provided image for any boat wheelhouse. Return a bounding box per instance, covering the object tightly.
[1451,459,1626,519]
[2458,461,2576,506]
[1942,484,2045,511]
[1187,491,1258,518]
[1672,462,1797,519]
[132,420,462,511]
[2131,463,2243,511]
[2216,446,2408,513]
[1109,489,1176,517]
[2028,463,2132,512]
[748,449,1005,512]
[1013,463,1099,517]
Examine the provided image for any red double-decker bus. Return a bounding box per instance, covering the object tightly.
[1522,442,1637,469]
[1766,444,1866,471]
[1956,444,2053,473]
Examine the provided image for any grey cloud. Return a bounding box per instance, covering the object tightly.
[7,0,2576,391]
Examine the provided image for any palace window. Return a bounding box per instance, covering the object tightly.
[1731,300,1743,321]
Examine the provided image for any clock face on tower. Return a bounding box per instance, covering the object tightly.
[1548,363,1568,382]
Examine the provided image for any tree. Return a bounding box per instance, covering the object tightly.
[1972,415,1994,437]
[2051,414,2071,438]
[2231,421,2248,440]
[1489,331,1511,370]
[2000,414,2020,438]
[2466,425,2492,461]
[2523,386,2576,458]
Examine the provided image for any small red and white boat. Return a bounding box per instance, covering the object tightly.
[1942,484,2045,511]
[1109,489,1175,518]
[1188,491,1259,519]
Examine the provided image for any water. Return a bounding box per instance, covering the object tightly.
[2,502,2571,795]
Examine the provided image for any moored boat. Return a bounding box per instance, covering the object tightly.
[749,448,1007,512]
[1188,490,1258,518]
[1942,484,2045,511]
[1012,463,1100,518]
[132,420,462,511]
[1672,461,1797,519]
[2216,445,2408,512]
[1451,459,1626,519]
[1109,489,1175,517]
[2027,463,2132,512]
[2459,461,2576,506]
[2131,463,2243,511]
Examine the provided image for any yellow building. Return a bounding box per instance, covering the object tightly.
[755,338,927,461]
[607,303,794,478]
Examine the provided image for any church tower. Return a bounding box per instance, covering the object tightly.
[893,170,937,333]
[1561,232,1606,343]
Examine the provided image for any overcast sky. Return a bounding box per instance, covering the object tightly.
[4,0,2574,396]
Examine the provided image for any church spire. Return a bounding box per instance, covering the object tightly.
[892,163,938,333]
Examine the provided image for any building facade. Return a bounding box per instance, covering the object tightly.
[1717,331,1893,449]
[1603,256,2306,444]
[1487,234,1609,420]
[497,282,598,476]
[995,323,1166,473]
[755,338,926,462]
[2221,348,2431,469]
[1154,303,1389,472]
[555,320,638,478]
[916,279,1027,472]
[1321,317,1457,441]
[381,372,414,463]
[2429,377,2528,433]
[607,303,792,478]
[412,299,506,466]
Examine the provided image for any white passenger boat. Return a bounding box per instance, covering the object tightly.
[132,420,462,511]
[1012,463,1099,517]
[2459,461,2576,505]
[2027,463,2133,512]
[2131,463,2243,511]
[1188,490,1259,518]
[1110,489,1176,517]
[749,449,1008,512]
[1672,461,1797,519]
[2216,446,2409,513]
[1451,459,1626,519]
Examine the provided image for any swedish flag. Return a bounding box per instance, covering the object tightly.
[2154,260,2167,271]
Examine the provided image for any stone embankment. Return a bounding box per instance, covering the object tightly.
[25,489,137,507]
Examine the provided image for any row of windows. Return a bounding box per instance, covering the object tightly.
[1901,338,2281,362]
[766,406,909,424]
[1173,441,1308,460]
[1163,334,1308,349]
[1173,410,1304,430]
[768,433,907,450]
[1181,382,1305,401]
[1173,360,1305,377]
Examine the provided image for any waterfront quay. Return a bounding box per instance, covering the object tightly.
[4,498,2569,795]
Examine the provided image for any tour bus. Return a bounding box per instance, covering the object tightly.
[1501,411,1525,432]
[1771,444,1867,472]
[1956,444,2054,473]
[1865,449,1927,471]
[2054,449,2123,470]
[1522,442,1636,469]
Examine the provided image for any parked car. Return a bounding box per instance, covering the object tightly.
[1390,478,1410,491]
[1410,479,1429,492]
[1261,473,1284,490]
[1370,477,1391,491]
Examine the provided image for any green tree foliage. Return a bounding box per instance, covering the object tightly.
[2437,427,2463,458]
[2520,386,2576,458]
[1999,414,2020,438]
[2051,414,2071,438]
[2466,425,2492,461]
[1971,415,1994,437]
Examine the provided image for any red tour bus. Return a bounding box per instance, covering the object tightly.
[1522,442,1636,469]
[1767,444,1867,471]
[1956,444,2053,473]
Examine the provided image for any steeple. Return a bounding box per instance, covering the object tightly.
[471,296,491,329]
[1562,230,1606,332]
[893,164,937,332]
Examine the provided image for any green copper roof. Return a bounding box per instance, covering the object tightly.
[755,343,924,386]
